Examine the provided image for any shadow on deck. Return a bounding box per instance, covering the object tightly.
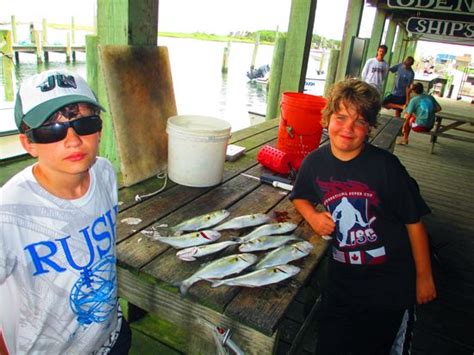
[393,128,474,355]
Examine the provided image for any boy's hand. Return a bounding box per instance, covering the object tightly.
[416,273,437,304]
[307,211,336,237]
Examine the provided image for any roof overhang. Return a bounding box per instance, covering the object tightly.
[367,0,474,46]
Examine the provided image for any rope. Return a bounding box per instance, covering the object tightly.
[134,172,168,202]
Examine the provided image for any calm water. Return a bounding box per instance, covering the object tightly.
[0,36,326,132]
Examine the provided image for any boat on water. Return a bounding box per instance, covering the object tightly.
[247,64,326,94]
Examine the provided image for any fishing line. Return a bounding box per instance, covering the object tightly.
[134,172,168,202]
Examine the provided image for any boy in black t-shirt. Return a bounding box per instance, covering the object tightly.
[290,78,436,354]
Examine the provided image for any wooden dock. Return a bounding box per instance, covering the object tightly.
[392,121,474,355]
[12,44,85,63]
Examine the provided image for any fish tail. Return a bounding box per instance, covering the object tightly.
[179,278,194,295]
[211,280,224,288]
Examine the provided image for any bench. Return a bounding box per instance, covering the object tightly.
[371,114,404,152]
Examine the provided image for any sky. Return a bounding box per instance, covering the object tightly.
[0,0,472,56]
[0,0,356,40]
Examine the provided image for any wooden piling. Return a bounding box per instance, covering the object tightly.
[71,16,76,45]
[324,49,340,97]
[34,30,43,64]
[66,33,72,63]
[11,16,17,44]
[42,18,48,44]
[86,35,99,96]
[251,32,260,69]
[0,30,15,101]
[266,35,286,120]
[221,41,230,74]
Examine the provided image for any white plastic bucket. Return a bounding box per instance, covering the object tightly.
[166,115,231,187]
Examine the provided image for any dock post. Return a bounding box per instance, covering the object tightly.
[0,30,15,101]
[221,40,231,74]
[66,32,72,63]
[34,30,43,64]
[319,50,325,74]
[323,49,340,97]
[86,35,99,100]
[11,16,17,44]
[335,0,364,81]
[42,18,48,44]
[251,32,260,69]
[265,35,286,120]
[71,16,76,45]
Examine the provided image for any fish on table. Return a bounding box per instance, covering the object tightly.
[213,213,271,231]
[178,253,257,295]
[238,234,302,252]
[235,222,298,243]
[176,240,239,261]
[155,230,221,249]
[211,264,301,288]
[171,209,230,232]
[255,241,314,269]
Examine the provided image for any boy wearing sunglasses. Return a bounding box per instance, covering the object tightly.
[290,79,436,354]
[0,70,131,354]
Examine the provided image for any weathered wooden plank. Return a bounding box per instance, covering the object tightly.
[118,267,276,355]
[371,117,403,151]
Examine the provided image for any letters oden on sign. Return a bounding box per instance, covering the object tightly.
[387,0,474,14]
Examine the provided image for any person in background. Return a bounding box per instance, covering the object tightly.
[0,70,131,354]
[361,44,389,96]
[290,78,436,355]
[383,56,415,117]
[397,82,442,145]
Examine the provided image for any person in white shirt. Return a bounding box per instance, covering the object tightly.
[361,45,389,96]
[0,70,131,354]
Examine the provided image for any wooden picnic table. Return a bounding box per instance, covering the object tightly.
[115,114,402,354]
[428,97,474,153]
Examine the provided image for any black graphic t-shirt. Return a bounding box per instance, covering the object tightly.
[290,144,430,308]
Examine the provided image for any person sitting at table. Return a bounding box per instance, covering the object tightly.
[397,82,442,145]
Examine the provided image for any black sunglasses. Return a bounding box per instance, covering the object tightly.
[25,115,102,144]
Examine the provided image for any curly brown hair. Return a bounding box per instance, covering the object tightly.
[321,78,381,128]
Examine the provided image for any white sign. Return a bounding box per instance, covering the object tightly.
[407,17,474,38]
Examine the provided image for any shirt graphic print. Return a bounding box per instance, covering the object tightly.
[318,179,386,265]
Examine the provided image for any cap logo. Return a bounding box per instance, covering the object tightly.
[38,74,78,92]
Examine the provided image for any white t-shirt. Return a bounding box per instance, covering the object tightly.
[361,57,389,94]
[0,157,120,354]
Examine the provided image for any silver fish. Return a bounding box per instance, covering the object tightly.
[179,253,257,295]
[213,213,271,231]
[176,241,239,261]
[171,210,230,232]
[238,234,301,252]
[211,264,301,288]
[236,222,298,243]
[155,230,221,249]
[255,241,314,269]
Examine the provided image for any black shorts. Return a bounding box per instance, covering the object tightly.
[314,295,413,355]
[109,316,132,355]
[383,94,406,106]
